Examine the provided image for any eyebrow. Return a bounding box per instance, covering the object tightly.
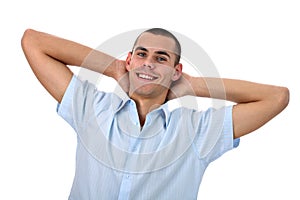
[156,50,171,58]
[134,46,148,52]
[134,46,171,58]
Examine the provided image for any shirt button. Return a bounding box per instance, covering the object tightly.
[126,175,130,179]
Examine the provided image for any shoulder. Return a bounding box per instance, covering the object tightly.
[165,101,233,128]
[60,75,130,111]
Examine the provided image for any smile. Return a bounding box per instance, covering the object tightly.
[136,73,158,81]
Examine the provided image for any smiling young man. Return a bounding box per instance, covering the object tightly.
[21,28,289,199]
[125,31,183,125]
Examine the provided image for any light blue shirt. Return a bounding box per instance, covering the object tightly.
[57,75,240,200]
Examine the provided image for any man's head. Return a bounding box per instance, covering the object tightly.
[132,28,181,66]
[125,28,183,101]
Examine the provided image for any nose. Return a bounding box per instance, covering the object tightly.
[143,57,155,69]
[143,63,155,69]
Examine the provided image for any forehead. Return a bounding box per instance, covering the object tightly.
[134,32,176,54]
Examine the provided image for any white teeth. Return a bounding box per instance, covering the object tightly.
[138,73,155,80]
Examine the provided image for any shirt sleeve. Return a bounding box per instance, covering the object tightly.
[56,75,78,129]
[192,105,240,163]
[56,75,127,135]
[56,75,104,132]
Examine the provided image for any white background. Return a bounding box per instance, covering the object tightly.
[1,0,299,199]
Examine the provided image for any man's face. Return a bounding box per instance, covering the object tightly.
[126,33,182,98]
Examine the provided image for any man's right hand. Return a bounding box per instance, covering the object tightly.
[111,60,129,93]
[22,29,129,103]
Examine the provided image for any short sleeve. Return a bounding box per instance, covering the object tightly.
[56,75,79,129]
[56,75,105,132]
[192,105,240,163]
[56,75,128,135]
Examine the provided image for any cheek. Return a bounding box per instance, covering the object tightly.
[160,70,175,84]
[127,60,141,71]
[126,63,135,71]
[161,67,175,76]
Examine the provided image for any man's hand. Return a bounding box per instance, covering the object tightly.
[167,73,195,100]
[22,29,130,102]
[170,71,289,138]
[111,60,129,93]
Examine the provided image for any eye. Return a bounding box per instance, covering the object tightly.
[157,56,167,62]
[137,52,146,57]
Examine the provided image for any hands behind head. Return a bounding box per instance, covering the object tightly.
[167,73,195,100]
[112,60,129,93]
[112,60,195,101]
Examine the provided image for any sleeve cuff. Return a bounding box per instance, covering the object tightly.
[56,75,78,129]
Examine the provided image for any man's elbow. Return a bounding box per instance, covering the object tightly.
[21,29,37,51]
[276,86,290,112]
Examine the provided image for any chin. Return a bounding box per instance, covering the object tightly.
[133,87,168,99]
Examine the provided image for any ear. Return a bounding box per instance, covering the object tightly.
[172,63,183,81]
[125,52,132,71]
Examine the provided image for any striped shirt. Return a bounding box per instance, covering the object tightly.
[57,75,239,200]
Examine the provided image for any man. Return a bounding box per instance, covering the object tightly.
[21,28,289,199]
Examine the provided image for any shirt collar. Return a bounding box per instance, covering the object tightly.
[158,103,171,127]
[112,95,172,127]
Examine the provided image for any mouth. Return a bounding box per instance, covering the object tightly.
[136,73,158,81]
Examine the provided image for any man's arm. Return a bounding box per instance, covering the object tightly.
[21,29,126,103]
[169,73,289,139]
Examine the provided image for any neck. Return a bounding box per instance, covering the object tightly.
[130,94,166,126]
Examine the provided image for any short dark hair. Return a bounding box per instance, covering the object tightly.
[133,28,181,65]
